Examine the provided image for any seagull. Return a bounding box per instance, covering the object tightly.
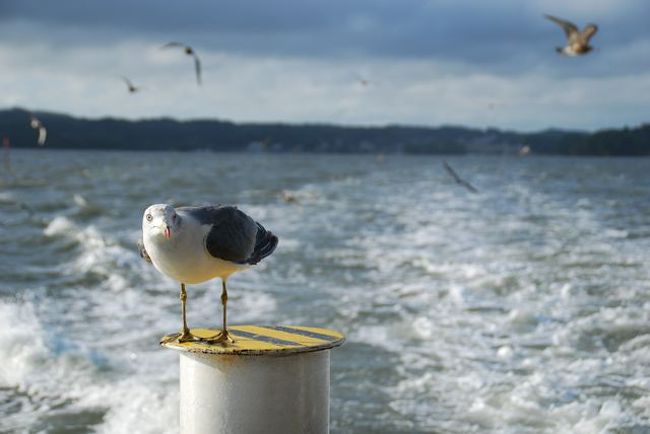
[162,42,202,85]
[518,145,532,156]
[443,161,478,193]
[140,204,278,345]
[29,115,47,146]
[120,76,141,94]
[545,14,598,56]
[354,73,370,87]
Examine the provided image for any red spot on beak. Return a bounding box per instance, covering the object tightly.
[164,226,172,239]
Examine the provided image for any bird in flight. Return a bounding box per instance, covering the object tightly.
[29,115,47,146]
[443,161,478,193]
[140,204,278,345]
[545,14,598,56]
[162,42,202,85]
[354,73,370,87]
[120,76,142,94]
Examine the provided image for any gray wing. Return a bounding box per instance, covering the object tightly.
[581,24,598,42]
[180,206,278,264]
[137,239,152,263]
[247,221,279,265]
[192,54,202,85]
[545,14,579,39]
[120,76,136,91]
[162,41,185,49]
[443,161,478,194]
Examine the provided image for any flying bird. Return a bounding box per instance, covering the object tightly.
[356,74,369,87]
[162,42,202,85]
[545,14,598,56]
[29,115,47,146]
[140,204,278,345]
[443,161,478,193]
[120,76,141,93]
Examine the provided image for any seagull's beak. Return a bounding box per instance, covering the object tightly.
[164,225,172,239]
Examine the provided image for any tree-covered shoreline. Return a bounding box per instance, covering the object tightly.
[1,108,648,156]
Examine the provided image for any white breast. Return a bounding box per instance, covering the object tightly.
[562,46,579,56]
[144,217,247,284]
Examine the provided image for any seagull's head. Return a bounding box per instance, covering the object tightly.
[143,204,180,240]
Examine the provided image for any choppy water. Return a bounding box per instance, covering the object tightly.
[1,150,650,433]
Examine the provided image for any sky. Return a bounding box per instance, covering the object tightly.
[0,0,649,131]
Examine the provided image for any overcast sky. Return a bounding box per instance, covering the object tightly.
[1,0,649,131]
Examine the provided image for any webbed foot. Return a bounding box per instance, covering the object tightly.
[201,329,235,345]
[160,329,201,345]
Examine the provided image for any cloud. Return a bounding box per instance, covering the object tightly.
[0,0,648,130]
[3,1,650,61]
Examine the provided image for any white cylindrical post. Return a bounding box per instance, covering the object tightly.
[162,325,345,434]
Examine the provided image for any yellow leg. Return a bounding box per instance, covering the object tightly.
[203,279,235,345]
[161,283,199,344]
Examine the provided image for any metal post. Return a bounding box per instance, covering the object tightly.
[162,325,345,434]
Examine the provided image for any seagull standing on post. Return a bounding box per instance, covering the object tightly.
[139,204,278,345]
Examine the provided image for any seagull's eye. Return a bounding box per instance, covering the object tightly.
[146,214,153,222]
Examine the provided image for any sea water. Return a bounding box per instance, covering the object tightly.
[1,150,649,433]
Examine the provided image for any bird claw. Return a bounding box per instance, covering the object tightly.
[201,330,235,346]
[160,330,201,345]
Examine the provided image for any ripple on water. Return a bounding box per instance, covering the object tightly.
[1,152,650,433]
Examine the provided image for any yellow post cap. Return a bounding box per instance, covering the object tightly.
[161,325,345,356]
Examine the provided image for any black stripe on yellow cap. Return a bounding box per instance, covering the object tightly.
[267,326,339,342]
[230,329,305,348]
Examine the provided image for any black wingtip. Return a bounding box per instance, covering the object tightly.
[246,225,278,265]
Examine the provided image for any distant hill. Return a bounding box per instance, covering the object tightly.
[1,108,648,155]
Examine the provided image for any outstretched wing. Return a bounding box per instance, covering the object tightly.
[137,239,152,263]
[443,161,478,194]
[121,76,134,88]
[161,41,186,50]
[37,127,47,146]
[545,14,579,39]
[192,54,202,85]
[581,24,598,42]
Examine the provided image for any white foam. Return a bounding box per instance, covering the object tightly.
[0,299,180,434]
[73,193,89,207]
[43,215,76,237]
[88,379,178,434]
[0,302,49,388]
[0,191,14,202]
[7,155,650,433]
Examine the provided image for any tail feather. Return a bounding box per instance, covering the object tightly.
[246,223,278,265]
